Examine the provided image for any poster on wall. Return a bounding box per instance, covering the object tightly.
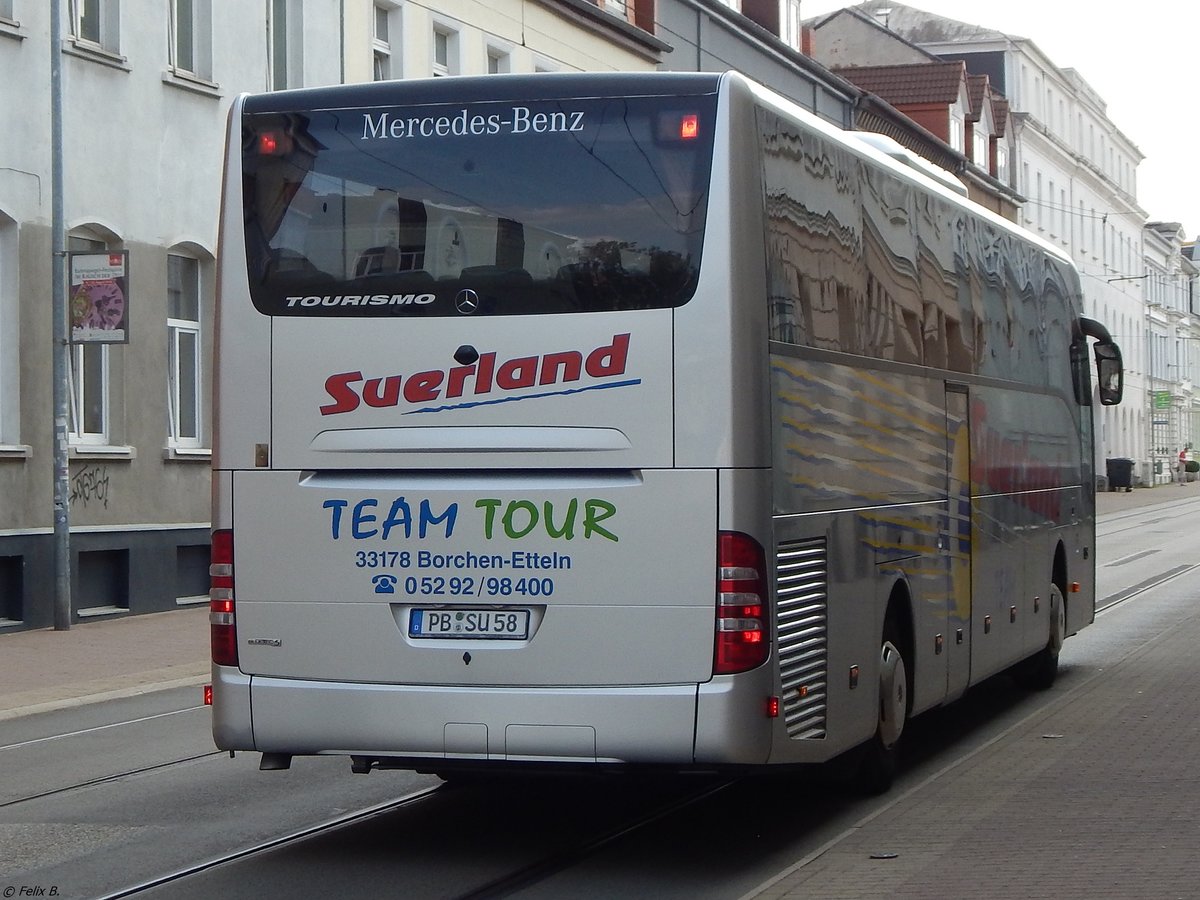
[69,251,129,344]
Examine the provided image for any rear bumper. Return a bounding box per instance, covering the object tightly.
[210,663,773,766]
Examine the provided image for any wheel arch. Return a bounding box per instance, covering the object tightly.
[1053,539,1071,632]
[1053,540,1068,596]
[883,577,914,717]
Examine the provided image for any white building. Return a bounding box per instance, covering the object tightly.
[0,0,978,629]
[1144,222,1200,474]
[810,1,1189,485]
[0,0,665,630]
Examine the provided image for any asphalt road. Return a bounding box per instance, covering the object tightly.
[2,493,1197,900]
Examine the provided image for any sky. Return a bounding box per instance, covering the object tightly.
[799,1,1199,238]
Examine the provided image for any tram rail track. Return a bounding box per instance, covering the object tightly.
[91,785,446,900]
[451,777,736,900]
[0,704,218,809]
[84,776,736,900]
[0,750,226,810]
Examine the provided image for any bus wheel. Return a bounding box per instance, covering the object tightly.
[857,618,908,794]
[1013,583,1065,691]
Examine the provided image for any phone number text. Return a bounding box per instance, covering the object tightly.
[396,575,554,597]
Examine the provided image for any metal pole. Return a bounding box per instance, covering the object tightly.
[51,0,72,630]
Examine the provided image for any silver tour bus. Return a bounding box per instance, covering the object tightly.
[208,70,1123,791]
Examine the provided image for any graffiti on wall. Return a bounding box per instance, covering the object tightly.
[70,465,111,509]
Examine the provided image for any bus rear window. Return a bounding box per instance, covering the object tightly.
[241,94,716,317]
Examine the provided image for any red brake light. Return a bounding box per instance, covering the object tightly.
[210,528,238,667]
[715,532,769,675]
[257,130,293,156]
[680,114,699,140]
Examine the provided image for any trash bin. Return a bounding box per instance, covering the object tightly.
[1106,457,1134,492]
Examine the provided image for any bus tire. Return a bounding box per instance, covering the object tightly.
[857,616,909,794]
[1013,582,1065,691]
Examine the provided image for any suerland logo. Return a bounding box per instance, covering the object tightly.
[286,294,435,308]
[319,333,634,416]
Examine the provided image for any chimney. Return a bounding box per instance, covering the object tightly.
[801,25,814,56]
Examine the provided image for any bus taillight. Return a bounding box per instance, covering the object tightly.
[256,130,293,156]
[715,532,769,675]
[210,528,239,667]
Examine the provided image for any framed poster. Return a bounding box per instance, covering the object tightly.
[69,251,129,344]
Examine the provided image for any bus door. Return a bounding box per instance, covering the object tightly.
[944,384,971,701]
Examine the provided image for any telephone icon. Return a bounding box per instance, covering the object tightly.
[372,573,398,594]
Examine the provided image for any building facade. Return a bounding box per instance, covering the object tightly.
[16,0,1099,628]
[0,2,272,628]
[1143,223,1200,475]
[0,0,670,630]
[809,0,1188,483]
[1,0,876,629]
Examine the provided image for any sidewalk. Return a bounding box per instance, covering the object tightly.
[0,480,1194,723]
[747,484,1200,900]
[1094,475,1200,513]
[0,605,209,721]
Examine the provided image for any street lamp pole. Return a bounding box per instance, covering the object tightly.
[51,0,72,630]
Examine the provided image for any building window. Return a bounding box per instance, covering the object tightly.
[67,236,110,446]
[948,114,963,153]
[433,29,448,76]
[432,24,457,77]
[172,0,193,71]
[1036,172,1043,230]
[1021,162,1030,223]
[268,0,302,91]
[71,0,120,53]
[0,1,14,22]
[486,45,510,74]
[783,0,801,52]
[972,131,986,168]
[167,254,202,448]
[75,0,101,43]
[70,342,109,444]
[1047,179,1056,236]
[373,2,400,81]
[0,213,16,446]
[996,145,1008,184]
[169,0,212,80]
[602,0,629,20]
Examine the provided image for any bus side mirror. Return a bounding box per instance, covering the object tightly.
[1094,341,1123,406]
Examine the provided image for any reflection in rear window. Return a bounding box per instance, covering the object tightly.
[242,93,717,317]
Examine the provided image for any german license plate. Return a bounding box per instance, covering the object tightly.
[409,607,531,640]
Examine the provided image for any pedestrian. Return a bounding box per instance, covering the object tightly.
[1178,448,1188,485]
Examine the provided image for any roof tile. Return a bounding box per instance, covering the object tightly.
[830,60,967,105]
